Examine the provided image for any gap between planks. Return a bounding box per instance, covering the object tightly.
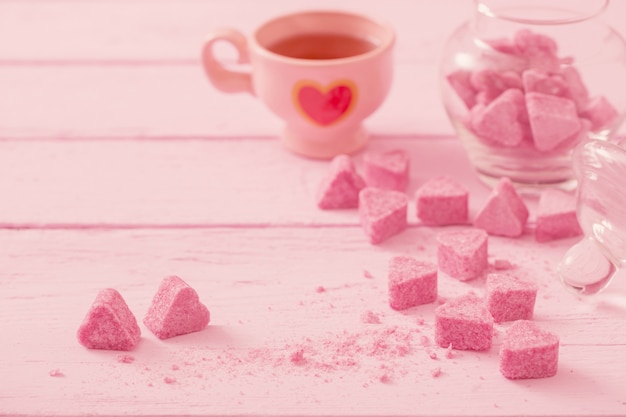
[0,133,455,142]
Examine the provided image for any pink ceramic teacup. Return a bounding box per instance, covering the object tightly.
[202,10,395,159]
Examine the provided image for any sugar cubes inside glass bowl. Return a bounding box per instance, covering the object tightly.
[440,0,626,190]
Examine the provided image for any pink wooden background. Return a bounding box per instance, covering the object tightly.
[1,1,626,416]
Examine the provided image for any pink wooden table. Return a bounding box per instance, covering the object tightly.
[1,1,626,416]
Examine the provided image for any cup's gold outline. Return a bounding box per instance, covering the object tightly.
[292,79,358,127]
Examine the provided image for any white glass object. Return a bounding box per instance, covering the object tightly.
[559,139,626,295]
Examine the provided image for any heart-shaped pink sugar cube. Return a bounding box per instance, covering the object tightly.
[77,288,141,351]
[316,154,365,209]
[358,187,408,244]
[144,276,210,340]
[500,320,559,379]
[471,88,526,147]
[437,228,488,281]
[474,177,529,237]
[435,294,493,351]
[363,149,410,191]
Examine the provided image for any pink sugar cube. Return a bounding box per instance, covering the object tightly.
[522,69,570,98]
[363,149,410,191]
[513,29,560,72]
[144,276,210,340]
[561,66,589,110]
[500,320,559,379]
[484,37,520,55]
[471,70,522,105]
[358,187,408,244]
[316,154,366,210]
[500,71,524,91]
[526,92,581,152]
[480,37,529,73]
[563,117,591,148]
[437,228,488,281]
[415,176,468,226]
[446,69,477,109]
[474,177,529,237]
[581,96,619,131]
[471,88,526,147]
[77,288,141,351]
[486,273,538,323]
[535,189,582,242]
[388,256,438,310]
[435,294,494,351]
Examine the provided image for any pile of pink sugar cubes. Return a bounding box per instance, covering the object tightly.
[317,149,582,244]
[77,276,210,351]
[387,232,558,380]
[316,148,576,379]
[317,151,411,244]
[447,29,619,151]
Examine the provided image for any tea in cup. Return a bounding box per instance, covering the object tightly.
[202,10,395,159]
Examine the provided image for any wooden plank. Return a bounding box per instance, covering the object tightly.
[1,0,624,64]
[1,227,625,416]
[0,0,472,63]
[2,0,625,139]
[2,2,626,416]
[0,137,495,226]
[0,63,453,138]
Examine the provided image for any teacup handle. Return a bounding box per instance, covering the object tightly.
[202,28,254,94]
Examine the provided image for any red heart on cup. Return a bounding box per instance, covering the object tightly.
[294,80,357,126]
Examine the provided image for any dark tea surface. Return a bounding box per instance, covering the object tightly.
[267,33,377,60]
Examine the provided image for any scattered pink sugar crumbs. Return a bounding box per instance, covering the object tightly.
[316,154,366,210]
[486,273,538,323]
[500,320,559,379]
[315,285,326,293]
[378,372,392,384]
[437,228,488,281]
[279,325,419,378]
[492,258,515,271]
[163,376,177,384]
[363,269,374,279]
[117,354,135,364]
[474,177,529,238]
[48,368,64,377]
[435,294,494,351]
[535,188,582,242]
[445,343,454,359]
[358,187,408,244]
[144,276,210,340]
[415,176,469,226]
[388,256,438,310]
[362,149,410,192]
[431,367,442,378]
[77,288,141,351]
[361,310,382,324]
[289,349,306,365]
